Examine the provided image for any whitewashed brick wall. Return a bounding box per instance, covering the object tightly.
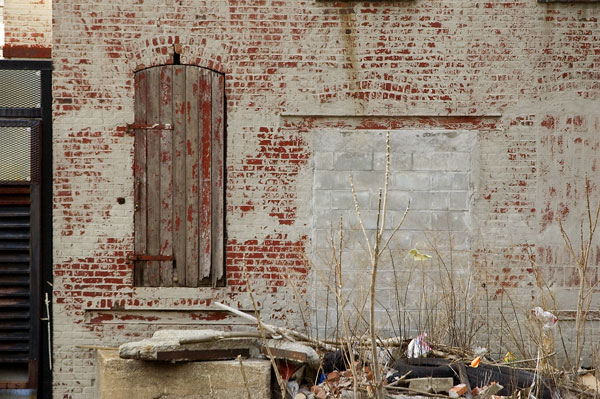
[49,0,600,397]
[3,0,51,54]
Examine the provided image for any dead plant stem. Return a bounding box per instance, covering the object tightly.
[237,355,253,399]
[243,269,288,398]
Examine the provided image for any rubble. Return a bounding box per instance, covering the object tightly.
[449,383,468,398]
[580,373,600,393]
[262,339,321,369]
[119,329,260,361]
[407,377,453,394]
[474,383,503,399]
[97,349,271,399]
[112,302,599,399]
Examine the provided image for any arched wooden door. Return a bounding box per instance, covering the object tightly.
[132,65,225,288]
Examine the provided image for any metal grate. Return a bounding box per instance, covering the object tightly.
[0,127,31,182]
[0,70,41,109]
[0,187,31,366]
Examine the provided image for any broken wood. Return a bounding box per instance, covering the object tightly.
[261,346,307,363]
[178,330,262,344]
[455,360,473,399]
[214,302,337,351]
[155,348,249,362]
[476,383,503,399]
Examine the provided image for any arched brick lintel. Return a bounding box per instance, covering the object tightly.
[129,35,231,76]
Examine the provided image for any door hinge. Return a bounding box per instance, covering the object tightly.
[128,255,174,262]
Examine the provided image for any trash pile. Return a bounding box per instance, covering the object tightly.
[118,303,600,399]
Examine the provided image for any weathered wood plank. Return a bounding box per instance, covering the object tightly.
[185,67,200,287]
[159,128,174,287]
[156,348,249,362]
[134,68,148,125]
[198,70,212,282]
[159,66,174,126]
[159,66,174,286]
[133,70,148,286]
[129,255,173,262]
[260,346,308,363]
[211,73,225,286]
[145,128,161,287]
[145,67,161,286]
[133,128,147,286]
[146,67,160,124]
[172,66,187,286]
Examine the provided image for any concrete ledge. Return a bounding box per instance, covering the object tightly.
[96,349,271,399]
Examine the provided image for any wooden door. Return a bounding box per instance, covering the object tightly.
[133,65,225,288]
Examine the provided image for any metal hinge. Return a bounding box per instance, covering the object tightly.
[126,123,173,135]
[128,255,174,262]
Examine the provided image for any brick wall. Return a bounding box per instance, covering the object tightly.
[0,2,3,57]
[51,0,600,397]
[2,0,51,58]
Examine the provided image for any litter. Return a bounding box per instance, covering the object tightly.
[406,333,431,359]
[114,302,595,399]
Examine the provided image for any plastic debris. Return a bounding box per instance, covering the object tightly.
[473,346,487,356]
[531,307,558,330]
[503,352,516,363]
[287,380,299,397]
[406,333,431,358]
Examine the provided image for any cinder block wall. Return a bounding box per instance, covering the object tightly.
[51,1,600,397]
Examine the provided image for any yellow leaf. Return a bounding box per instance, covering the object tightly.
[409,249,432,261]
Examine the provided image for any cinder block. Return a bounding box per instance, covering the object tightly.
[351,170,388,190]
[432,211,469,231]
[314,170,351,190]
[431,172,469,190]
[407,191,432,210]
[413,152,450,171]
[96,349,271,399]
[447,152,471,171]
[314,189,331,209]
[383,191,411,210]
[408,377,454,393]
[331,190,369,210]
[399,211,432,230]
[431,191,469,211]
[392,172,431,191]
[374,152,412,171]
[333,152,373,171]
[314,152,334,170]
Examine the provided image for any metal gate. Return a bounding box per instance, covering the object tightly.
[0,61,52,397]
